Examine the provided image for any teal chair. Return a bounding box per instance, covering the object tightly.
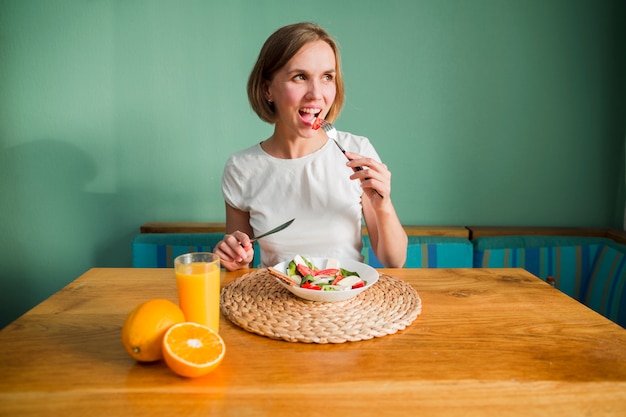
[472,235,613,300]
[362,235,473,268]
[473,235,626,328]
[132,233,262,268]
[132,233,225,267]
[583,243,626,328]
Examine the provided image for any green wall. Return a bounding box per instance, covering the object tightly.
[1,0,624,327]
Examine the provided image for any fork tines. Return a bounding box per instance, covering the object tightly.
[319,119,384,199]
[318,119,334,133]
[319,120,345,153]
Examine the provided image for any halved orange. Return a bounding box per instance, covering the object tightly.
[162,322,226,378]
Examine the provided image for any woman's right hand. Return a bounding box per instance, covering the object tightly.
[214,231,254,271]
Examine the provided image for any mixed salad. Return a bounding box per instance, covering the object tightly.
[285,255,365,291]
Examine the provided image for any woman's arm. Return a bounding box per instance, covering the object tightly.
[362,196,407,267]
[347,152,408,268]
[213,203,255,271]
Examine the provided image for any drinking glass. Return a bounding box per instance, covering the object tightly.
[174,252,221,332]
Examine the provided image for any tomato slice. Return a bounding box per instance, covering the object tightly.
[314,268,340,276]
[331,275,344,285]
[302,282,322,290]
[351,281,365,289]
[296,264,314,277]
[311,117,323,130]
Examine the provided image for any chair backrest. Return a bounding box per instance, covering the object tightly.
[472,235,612,300]
[583,243,626,327]
[362,235,474,268]
[132,233,226,268]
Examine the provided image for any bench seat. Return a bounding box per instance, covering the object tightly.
[472,235,626,327]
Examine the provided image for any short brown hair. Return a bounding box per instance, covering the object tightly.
[247,22,345,124]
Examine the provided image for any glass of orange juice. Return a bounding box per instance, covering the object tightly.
[174,252,221,333]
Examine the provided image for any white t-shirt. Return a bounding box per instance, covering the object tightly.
[222,130,381,267]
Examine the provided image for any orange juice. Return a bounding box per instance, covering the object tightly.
[174,253,221,333]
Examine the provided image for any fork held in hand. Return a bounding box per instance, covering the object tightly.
[319,120,384,199]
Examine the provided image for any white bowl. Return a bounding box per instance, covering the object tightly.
[271,257,379,302]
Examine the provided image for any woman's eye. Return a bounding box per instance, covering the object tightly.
[323,74,334,82]
[294,74,305,81]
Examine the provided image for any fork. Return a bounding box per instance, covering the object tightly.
[319,120,384,198]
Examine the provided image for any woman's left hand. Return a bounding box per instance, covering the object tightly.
[345,152,391,203]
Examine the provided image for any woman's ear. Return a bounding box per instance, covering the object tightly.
[263,83,273,103]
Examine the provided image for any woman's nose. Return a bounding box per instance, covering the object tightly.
[306,80,323,99]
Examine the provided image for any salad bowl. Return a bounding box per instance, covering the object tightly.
[271,257,379,302]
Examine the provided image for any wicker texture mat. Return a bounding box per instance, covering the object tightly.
[220,269,421,343]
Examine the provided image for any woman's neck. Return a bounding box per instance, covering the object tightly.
[261,128,328,159]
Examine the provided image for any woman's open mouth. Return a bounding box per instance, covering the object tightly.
[299,108,322,125]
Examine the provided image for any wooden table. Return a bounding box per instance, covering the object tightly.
[1,268,626,416]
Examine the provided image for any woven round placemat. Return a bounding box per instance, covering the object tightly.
[220,269,421,344]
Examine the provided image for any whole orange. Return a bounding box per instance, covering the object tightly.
[121,299,185,362]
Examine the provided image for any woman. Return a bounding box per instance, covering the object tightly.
[215,22,407,271]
